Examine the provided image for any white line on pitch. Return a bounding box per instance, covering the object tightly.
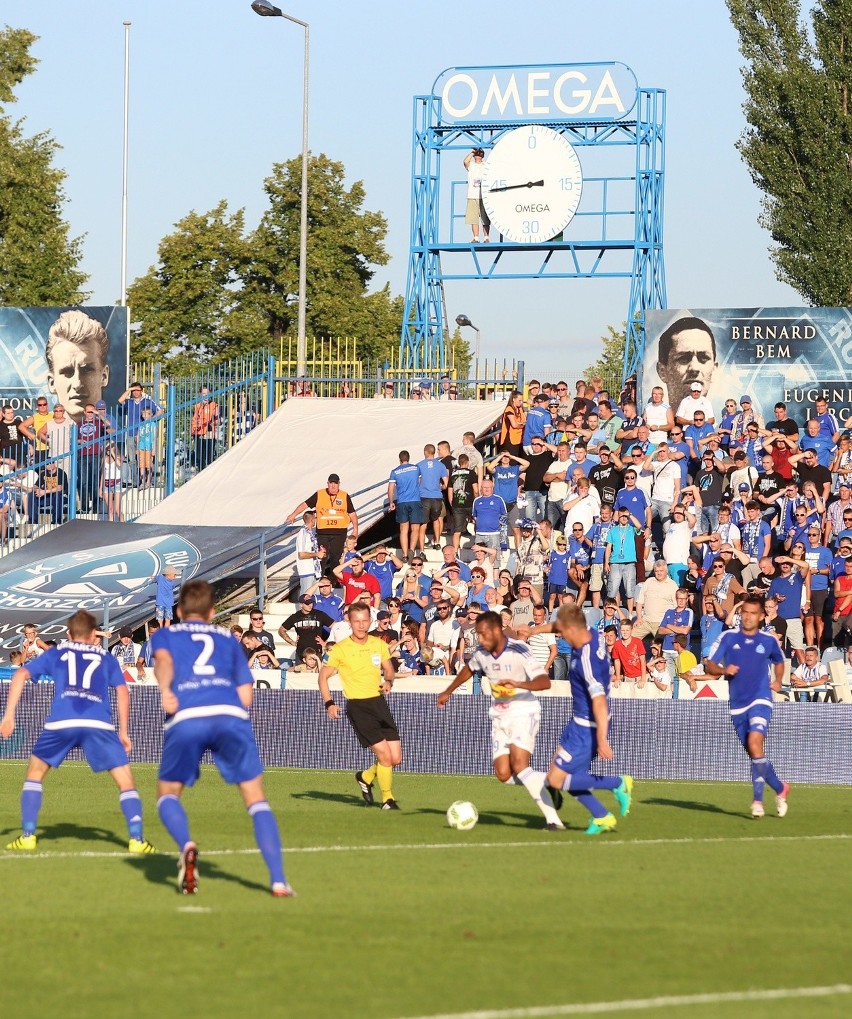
[389,983,852,1019]
[0,831,850,862]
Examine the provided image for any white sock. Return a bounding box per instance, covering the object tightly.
[516,767,563,826]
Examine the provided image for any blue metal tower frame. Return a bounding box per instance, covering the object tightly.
[399,66,666,381]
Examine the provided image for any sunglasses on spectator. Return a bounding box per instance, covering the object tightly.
[572,526,584,532]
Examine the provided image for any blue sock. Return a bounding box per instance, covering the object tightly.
[569,790,609,819]
[21,780,42,835]
[762,758,782,794]
[119,789,144,841]
[157,794,191,851]
[751,759,767,800]
[561,772,620,793]
[248,801,286,886]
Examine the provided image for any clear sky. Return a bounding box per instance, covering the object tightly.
[2,0,801,379]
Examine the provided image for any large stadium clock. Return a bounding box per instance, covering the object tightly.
[481,125,583,244]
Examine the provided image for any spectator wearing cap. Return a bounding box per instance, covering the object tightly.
[729,482,753,528]
[675,380,716,427]
[728,447,759,494]
[738,501,772,586]
[515,519,548,595]
[287,473,358,581]
[522,393,553,452]
[729,394,763,448]
[279,595,334,663]
[118,381,160,486]
[371,609,401,652]
[332,554,381,608]
[375,380,397,399]
[111,625,138,668]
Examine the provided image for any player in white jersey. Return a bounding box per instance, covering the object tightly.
[436,610,563,830]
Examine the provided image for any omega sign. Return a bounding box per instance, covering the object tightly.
[433,63,638,124]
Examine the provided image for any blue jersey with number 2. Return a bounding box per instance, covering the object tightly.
[151,622,253,713]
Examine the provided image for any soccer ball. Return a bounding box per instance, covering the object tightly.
[446,800,479,830]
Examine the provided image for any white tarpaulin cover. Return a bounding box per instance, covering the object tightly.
[139,398,504,531]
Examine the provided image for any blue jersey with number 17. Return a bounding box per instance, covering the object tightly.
[32,642,125,727]
[151,622,253,713]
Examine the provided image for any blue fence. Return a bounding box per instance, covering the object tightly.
[1,686,849,786]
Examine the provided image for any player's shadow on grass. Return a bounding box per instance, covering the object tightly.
[643,796,743,818]
[36,822,127,847]
[290,790,365,807]
[124,855,269,895]
[413,806,545,829]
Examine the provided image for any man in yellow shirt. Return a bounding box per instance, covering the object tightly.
[318,604,401,809]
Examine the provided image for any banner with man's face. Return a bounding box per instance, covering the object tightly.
[642,307,852,425]
[0,306,128,423]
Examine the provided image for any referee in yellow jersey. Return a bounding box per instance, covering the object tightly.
[318,603,402,809]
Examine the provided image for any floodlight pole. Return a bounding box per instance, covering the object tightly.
[251,0,310,377]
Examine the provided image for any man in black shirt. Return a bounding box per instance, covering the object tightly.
[0,405,24,466]
[754,451,786,523]
[588,446,624,506]
[767,402,799,439]
[520,437,556,523]
[279,595,333,662]
[789,448,832,501]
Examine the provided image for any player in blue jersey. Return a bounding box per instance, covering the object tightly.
[703,595,789,819]
[152,580,293,897]
[520,602,633,835]
[437,611,564,830]
[0,609,155,854]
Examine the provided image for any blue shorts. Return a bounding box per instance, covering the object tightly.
[32,726,129,773]
[396,501,425,525]
[731,703,772,749]
[156,603,173,622]
[552,720,596,774]
[159,715,264,787]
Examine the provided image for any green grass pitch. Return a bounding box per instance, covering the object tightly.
[1,763,850,1019]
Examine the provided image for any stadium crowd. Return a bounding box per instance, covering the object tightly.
[266,376,851,701]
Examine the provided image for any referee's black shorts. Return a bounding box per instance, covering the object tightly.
[346,695,400,749]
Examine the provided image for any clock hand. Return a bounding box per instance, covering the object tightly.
[488,179,545,193]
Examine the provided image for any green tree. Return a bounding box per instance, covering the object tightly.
[243,153,395,349]
[727,0,852,305]
[129,153,403,372]
[127,202,254,371]
[0,27,88,305]
[583,324,626,391]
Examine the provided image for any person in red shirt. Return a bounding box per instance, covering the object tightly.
[333,554,381,607]
[610,619,648,689]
